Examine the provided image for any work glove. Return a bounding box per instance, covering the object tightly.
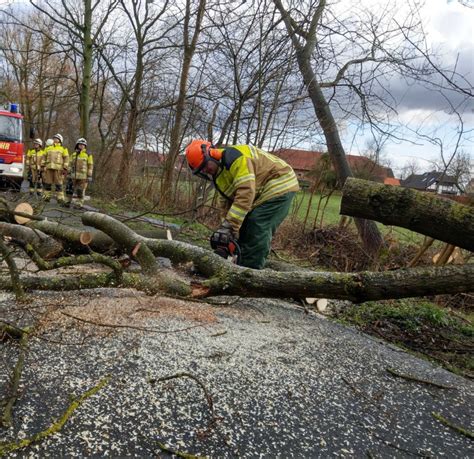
[210,220,235,246]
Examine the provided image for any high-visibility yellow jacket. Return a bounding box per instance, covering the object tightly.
[25,148,44,172]
[42,145,69,171]
[214,145,299,233]
[70,150,93,180]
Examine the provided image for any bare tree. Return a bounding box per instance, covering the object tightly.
[28,0,119,138]
[0,10,78,140]
[160,0,207,206]
[272,0,384,255]
[399,158,421,180]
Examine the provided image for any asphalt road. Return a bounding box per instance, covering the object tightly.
[0,289,472,458]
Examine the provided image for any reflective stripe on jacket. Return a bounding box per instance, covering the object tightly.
[25,148,44,171]
[214,145,299,233]
[71,150,93,180]
[42,145,69,170]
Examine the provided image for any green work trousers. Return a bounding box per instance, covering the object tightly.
[238,192,295,269]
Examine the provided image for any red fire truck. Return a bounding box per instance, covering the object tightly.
[0,103,25,188]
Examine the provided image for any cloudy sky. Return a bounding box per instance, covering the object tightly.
[1,0,471,177]
[347,0,473,175]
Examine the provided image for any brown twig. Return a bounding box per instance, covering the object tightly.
[386,368,455,390]
[150,372,214,417]
[61,311,204,334]
[210,330,227,337]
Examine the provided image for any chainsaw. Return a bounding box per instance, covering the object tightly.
[210,234,241,264]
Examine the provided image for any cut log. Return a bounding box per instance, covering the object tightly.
[27,220,116,253]
[340,178,474,252]
[79,231,93,246]
[0,197,43,224]
[0,222,63,259]
[81,212,190,293]
[81,212,158,274]
[13,202,33,224]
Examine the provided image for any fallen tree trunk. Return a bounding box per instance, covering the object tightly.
[0,222,63,259]
[340,178,474,252]
[200,264,474,301]
[0,263,472,302]
[82,212,159,274]
[81,212,191,294]
[1,206,471,302]
[0,272,190,296]
[27,220,116,254]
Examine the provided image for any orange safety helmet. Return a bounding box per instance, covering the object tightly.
[185,139,221,178]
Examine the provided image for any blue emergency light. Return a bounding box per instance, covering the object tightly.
[10,103,18,113]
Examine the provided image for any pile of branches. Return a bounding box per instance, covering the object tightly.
[275,223,418,272]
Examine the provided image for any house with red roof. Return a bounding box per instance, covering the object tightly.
[272,148,395,184]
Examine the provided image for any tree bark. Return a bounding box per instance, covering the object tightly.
[0,222,63,259]
[0,237,25,301]
[160,0,207,206]
[341,178,474,252]
[81,212,158,274]
[27,220,116,253]
[200,264,474,302]
[0,263,471,303]
[79,0,93,138]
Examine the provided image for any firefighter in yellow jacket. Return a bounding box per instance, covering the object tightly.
[65,138,93,208]
[41,133,69,203]
[24,138,44,196]
[185,140,300,269]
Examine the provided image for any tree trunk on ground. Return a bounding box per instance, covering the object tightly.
[0,222,62,259]
[341,178,474,252]
[1,258,472,303]
[27,220,116,253]
[0,206,471,302]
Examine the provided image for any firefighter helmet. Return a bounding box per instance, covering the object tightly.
[76,137,87,147]
[185,139,221,176]
[33,138,43,147]
[185,140,211,171]
[53,133,63,143]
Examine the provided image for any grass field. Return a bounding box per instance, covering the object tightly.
[290,191,425,246]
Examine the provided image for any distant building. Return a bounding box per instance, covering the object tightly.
[273,148,394,183]
[401,171,458,195]
[466,178,474,196]
[384,177,400,186]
